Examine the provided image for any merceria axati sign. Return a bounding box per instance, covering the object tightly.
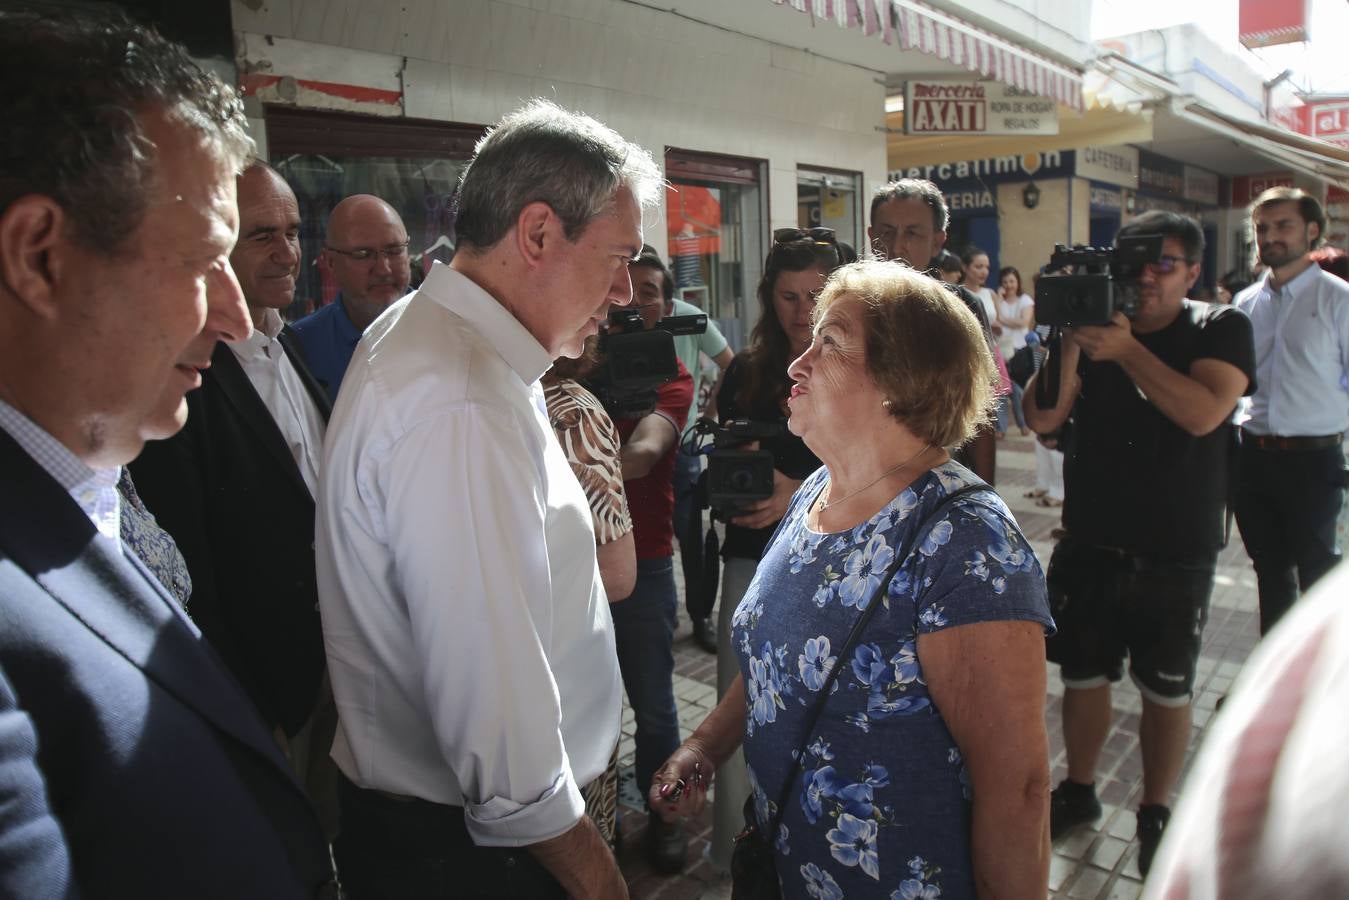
[903,81,1059,136]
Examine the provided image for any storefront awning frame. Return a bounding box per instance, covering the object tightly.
[770,0,1083,109]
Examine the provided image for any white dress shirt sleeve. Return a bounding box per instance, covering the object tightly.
[376,402,584,847]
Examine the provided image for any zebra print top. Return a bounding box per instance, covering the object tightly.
[542,376,633,545]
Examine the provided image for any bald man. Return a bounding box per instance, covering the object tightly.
[130,161,337,828]
[291,194,411,399]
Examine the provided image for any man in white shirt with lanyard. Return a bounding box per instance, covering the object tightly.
[316,100,661,899]
[1234,187,1349,635]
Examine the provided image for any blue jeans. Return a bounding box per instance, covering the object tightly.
[609,556,680,806]
[999,382,1027,431]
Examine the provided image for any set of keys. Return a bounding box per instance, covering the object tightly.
[664,760,705,802]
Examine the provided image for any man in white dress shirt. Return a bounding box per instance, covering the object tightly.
[1233,187,1349,635]
[316,100,661,899]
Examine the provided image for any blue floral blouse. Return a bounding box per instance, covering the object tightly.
[732,462,1052,900]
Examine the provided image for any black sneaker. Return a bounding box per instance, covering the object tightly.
[644,815,688,875]
[1050,779,1102,841]
[1136,804,1171,877]
[691,616,718,655]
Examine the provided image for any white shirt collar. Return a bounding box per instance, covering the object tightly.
[1266,261,1322,298]
[420,263,554,384]
[227,307,285,362]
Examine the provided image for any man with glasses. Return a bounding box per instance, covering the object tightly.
[1023,210,1256,876]
[129,161,336,829]
[292,194,412,399]
[1232,187,1349,636]
[868,179,996,482]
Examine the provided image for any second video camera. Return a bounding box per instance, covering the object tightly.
[1035,233,1164,328]
[588,307,706,418]
[686,418,785,518]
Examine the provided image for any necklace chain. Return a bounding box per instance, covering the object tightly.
[819,445,932,514]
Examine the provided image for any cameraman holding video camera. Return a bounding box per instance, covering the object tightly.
[1024,211,1255,876]
[606,248,695,872]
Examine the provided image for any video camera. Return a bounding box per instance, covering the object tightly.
[684,418,785,518]
[1035,233,1164,328]
[586,307,706,419]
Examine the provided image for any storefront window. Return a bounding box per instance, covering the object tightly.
[665,150,767,351]
[265,108,481,319]
[796,167,862,253]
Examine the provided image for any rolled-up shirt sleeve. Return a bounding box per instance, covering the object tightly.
[379,403,584,846]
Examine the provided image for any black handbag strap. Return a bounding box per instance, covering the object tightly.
[761,481,989,839]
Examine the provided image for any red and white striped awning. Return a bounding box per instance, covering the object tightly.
[770,0,1084,110]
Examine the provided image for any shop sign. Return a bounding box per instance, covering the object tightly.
[903,81,1059,136]
[888,151,1073,186]
[1132,193,1190,215]
[1137,150,1186,197]
[1089,185,1123,212]
[1183,166,1220,206]
[1306,100,1349,148]
[1076,146,1138,189]
[1232,172,1294,206]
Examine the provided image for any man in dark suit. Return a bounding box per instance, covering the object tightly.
[130,162,336,826]
[0,8,335,897]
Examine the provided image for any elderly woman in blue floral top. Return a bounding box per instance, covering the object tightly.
[650,261,1053,899]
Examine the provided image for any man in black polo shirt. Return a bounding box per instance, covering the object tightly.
[1023,211,1255,876]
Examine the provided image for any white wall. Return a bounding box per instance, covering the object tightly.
[1096,25,1267,121]
[231,0,888,261]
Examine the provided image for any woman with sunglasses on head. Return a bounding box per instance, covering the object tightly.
[700,227,848,868]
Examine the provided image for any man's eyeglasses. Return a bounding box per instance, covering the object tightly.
[1146,255,1194,274]
[325,242,410,263]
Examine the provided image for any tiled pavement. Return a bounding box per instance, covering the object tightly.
[615,431,1264,900]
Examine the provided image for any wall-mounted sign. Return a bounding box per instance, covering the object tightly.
[1232,172,1294,206]
[903,81,1059,136]
[1089,184,1123,213]
[1076,145,1139,189]
[889,150,1073,186]
[1137,150,1186,197]
[1183,166,1220,206]
[1306,100,1349,149]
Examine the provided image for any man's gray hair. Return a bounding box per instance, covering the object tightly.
[870,179,950,234]
[0,6,254,255]
[453,99,663,251]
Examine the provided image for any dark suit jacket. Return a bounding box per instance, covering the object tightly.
[0,430,334,898]
[129,330,331,736]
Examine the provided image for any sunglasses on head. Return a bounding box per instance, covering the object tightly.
[773,227,838,247]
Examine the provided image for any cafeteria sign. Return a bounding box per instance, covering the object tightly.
[904,80,1059,136]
